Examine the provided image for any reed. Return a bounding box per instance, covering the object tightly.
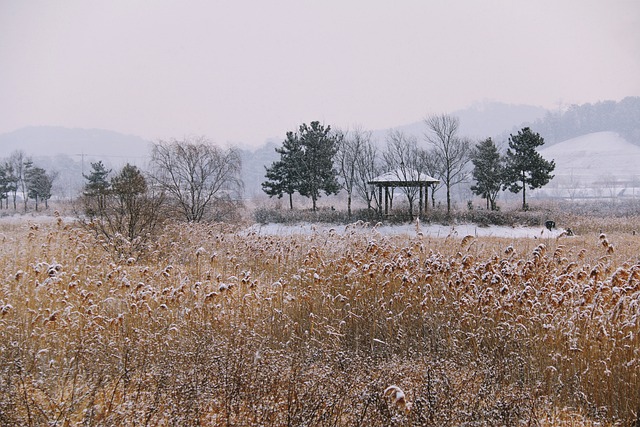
[0,216,638,425]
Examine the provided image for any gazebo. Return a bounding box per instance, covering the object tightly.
[368,169,440,216]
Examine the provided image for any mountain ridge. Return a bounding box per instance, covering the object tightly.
[0,125,151,163]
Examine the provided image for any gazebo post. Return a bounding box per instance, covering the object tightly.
[425,184,429,213]
[419,183,423,216]
[384,185,389,215]
[378,185,383,214]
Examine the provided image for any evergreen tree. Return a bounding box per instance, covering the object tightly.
[470,138,504,210]
[262,121,339,211]
[0,162,15,209]
[262,131,303,209]
[110,164,163,244]
[83,161,112,217]
[25,166,56,211]
[297,121,340,211]
[84,161,111,195]
[503,127,555,210]
[80,163,165,258]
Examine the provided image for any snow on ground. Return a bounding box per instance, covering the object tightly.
[244,222,565,239]
[539,131,640,183]
[0,213,75,225]
[0,213,566,240]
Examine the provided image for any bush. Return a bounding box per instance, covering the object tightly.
[254,206,383,225]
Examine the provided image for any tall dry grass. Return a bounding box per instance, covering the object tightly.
[0,215,639,426]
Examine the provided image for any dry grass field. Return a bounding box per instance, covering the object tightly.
[0,213,639,426]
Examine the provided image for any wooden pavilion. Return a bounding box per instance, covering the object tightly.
[368,169,440,216]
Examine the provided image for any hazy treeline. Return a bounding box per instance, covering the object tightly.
[0,150,57,211]
[531,96,640,145]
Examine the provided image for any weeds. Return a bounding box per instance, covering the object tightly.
[0,216,638,425]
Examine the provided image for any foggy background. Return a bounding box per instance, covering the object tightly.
[1,1,638,147]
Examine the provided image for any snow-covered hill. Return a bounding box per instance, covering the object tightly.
[536,131,640,199]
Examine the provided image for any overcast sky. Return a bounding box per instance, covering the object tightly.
[1,0,638,147]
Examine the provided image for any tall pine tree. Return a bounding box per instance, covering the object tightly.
[83,161,112,217]
[297,121,339,211]
[262,130,304,209]
[262,121,339,211]
[470,138,504,210]
[503,127,555,210]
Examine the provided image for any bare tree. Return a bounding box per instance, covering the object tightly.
[335,127,376,218]
[424,114,471,214]
[353,132,381,211]
[8,151,30,211]
[150,137,243,222]
[417,148,444,208]
[383,130,424,218]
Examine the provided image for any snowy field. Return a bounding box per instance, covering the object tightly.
[244,221,565,239]
[0,213,567,240]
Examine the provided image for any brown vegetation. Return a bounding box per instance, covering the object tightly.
[0,213,638,425]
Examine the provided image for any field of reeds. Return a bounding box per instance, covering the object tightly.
[1,213,639,426]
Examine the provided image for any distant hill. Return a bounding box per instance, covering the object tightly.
[530,97,640,146]
[535,131,640,199]
[0,127,153,200]
[2,100,637,202]
[0,126,152,166]
[369,101,548,144]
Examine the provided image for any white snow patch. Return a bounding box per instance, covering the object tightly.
[244,222,565,239]
[539,131,640,184]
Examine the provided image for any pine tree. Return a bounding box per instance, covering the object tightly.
[83,161,112,217]
[470,138,504,210]
[84,161,111,195]
[0,162,15,209]
[25,166,56,211]
[80,163,165,258]
[262,131,304,209]
[262,121,339,211]
[296,121,340,211]
[110,164,160,244]
[503,127,555,210]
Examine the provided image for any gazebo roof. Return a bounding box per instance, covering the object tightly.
[368,169,440,186]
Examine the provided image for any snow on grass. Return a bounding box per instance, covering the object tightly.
[244,221,566,239]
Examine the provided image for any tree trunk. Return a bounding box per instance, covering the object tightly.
[288,192,293,210]
[347,194,352,219]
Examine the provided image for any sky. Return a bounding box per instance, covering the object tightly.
[1,0,639,148]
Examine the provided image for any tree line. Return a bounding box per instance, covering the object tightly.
[0,151,57,211]
[79,138,242,256]
[2,116,555,222]
[531,96,640,145]
[263,116,555,216]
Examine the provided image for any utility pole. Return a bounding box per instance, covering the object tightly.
[76,151,86,176]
